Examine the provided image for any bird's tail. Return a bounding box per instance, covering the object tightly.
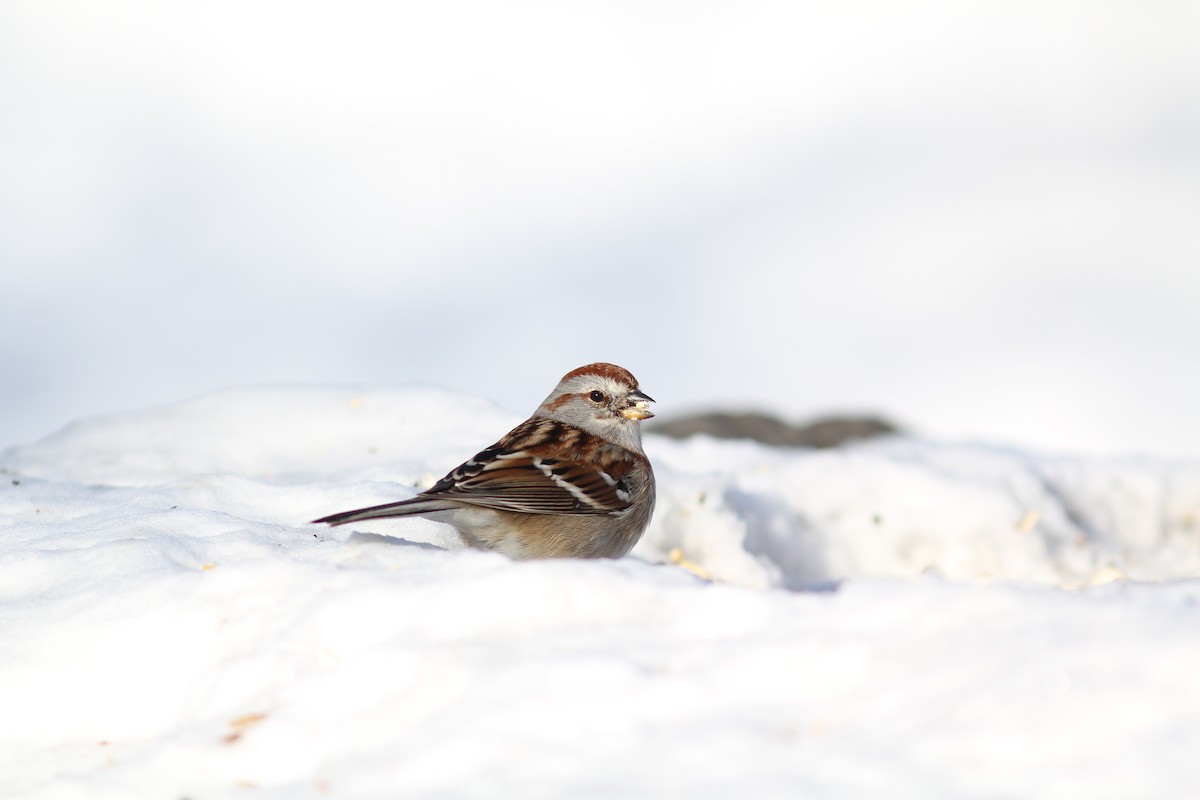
[312,497,459,526]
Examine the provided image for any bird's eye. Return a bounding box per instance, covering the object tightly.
[588,390,606,403]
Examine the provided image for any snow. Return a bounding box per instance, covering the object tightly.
[4,386,1200,798]
[3,5,1200,790]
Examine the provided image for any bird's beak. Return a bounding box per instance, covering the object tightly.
[621,389,655,421]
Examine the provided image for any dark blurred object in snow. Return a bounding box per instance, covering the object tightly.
[649,411,898,448]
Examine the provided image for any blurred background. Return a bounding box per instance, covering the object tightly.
[2,1,1198,457]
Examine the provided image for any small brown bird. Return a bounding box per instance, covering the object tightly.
[314,363,656,559]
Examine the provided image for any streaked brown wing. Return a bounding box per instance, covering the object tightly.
[425,451,634,515]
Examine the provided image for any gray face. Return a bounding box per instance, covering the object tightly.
[536,374,655,451]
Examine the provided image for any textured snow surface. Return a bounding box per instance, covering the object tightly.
[3,387,1200,798]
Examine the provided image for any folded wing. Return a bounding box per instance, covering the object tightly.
[427,448,635,515]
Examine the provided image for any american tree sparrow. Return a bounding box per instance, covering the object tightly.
[314,363,656,559]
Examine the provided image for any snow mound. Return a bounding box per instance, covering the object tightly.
[648,435,1200,589]
[3,386,1200,798]
[8,385,1196,589]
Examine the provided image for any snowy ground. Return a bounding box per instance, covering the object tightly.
[3,386,1200,798]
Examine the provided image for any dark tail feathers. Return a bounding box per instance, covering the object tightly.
[312,496,458,526]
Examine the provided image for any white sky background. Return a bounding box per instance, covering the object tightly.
[2,1,1198,457]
